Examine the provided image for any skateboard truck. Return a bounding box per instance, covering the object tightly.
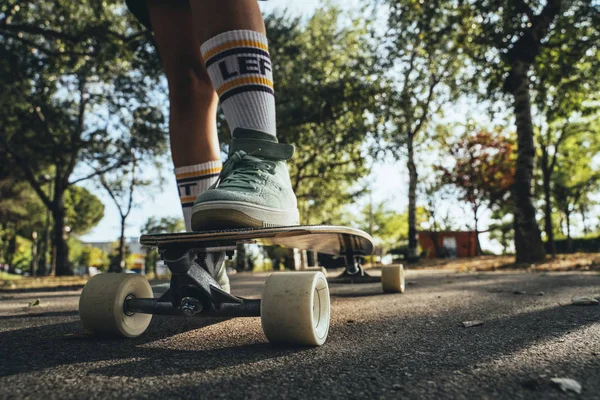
[328,236,381,284]
[123,246,261,318]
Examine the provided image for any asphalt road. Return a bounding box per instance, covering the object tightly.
[1,269,599,399]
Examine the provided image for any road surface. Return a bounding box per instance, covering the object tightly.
[1,269,599,399]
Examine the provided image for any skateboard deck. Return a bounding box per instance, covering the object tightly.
[140,225,373,256]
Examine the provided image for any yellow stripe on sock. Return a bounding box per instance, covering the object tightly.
[175,167,221,180]
[216,76,274,97]
[202,39,269,61]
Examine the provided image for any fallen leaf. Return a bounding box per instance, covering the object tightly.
[550,378,582,394]
[513,290,526,295]
[571,296,599,306]
[462,320,484,328]
[28,298,41,307]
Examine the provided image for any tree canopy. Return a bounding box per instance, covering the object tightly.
[0,0,167,274]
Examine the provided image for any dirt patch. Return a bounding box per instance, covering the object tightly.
[1,276,89,291]
[404,253,600,272]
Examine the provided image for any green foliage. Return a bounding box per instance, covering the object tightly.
[77,246,109,270]
[552,130,600,237]
[549,236,600,254]
[10,236,33,271]
[140,217,185,235]
[459,0,598,99]
[64,185,104,235]
[382,0,467,148]
[0,0,167,274]
[356,201,427,252]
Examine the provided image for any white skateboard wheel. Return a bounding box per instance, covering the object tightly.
[261,271,330,346]
[381,265,405,293]
[79,273,153,338]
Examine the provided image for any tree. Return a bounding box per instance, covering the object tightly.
[380,0,466,260]
[420,181,461,256]
[0,0,166,274]
[437,128,516,255]
[64,186,104,236]
[487,206,515,255]
[461,0,599,262]
[551,132,600,251]
[99,119,167,273]
[535,40,600,255]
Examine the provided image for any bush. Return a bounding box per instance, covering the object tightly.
[547,236,600,253]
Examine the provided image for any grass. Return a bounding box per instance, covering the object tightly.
[0,271,23,281]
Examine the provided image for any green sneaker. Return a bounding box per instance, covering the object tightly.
[191,129,300,230]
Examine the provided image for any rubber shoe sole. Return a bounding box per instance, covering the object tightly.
[191,201,300,231]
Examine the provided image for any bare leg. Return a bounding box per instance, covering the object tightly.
[147,1,221,167]
[189,0,266,43]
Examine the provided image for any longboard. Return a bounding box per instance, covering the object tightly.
[139,225,374,257]
[78,225,403,348]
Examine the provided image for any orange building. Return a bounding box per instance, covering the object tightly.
[418,231,478,258]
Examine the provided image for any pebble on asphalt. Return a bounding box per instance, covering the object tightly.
[462,320,484,328]
[550,378,582,394]
[571,296,599,306]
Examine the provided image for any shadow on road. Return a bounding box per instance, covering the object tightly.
[0,310,80,321]
[1,314,309,379]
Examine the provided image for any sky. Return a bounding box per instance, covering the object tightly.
[79,0,595,253]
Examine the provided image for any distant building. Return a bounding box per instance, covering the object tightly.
[418,231,478,258]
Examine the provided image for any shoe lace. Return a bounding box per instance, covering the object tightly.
[216,150,276,190]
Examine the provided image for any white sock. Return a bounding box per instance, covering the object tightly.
[174,160,222,231]
[200,30,276,138]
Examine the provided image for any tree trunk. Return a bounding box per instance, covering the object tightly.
[51,193,70,276]
[7,234,16,269]
[509,62,545,263]
[111,217,127,273]
[407,134,419,262]
[473,207,481,257]
[41,207,51,276]
[430,231,441,258]
[541,150,556,257]
[501,228,508,255]
[580,203,589,236]
[566,210,572,252]
[31,232,38,277]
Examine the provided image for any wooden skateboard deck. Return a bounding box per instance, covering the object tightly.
[139,225,373,256]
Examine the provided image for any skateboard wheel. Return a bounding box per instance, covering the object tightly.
[79,273,153,338]
[381,265,405,293]
[261,271,330,346]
